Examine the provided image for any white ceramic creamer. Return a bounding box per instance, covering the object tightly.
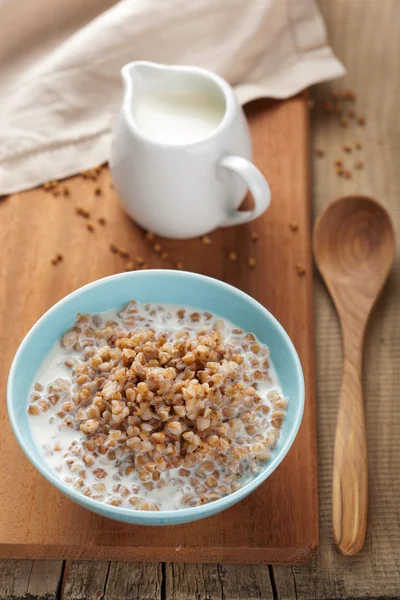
[110,62,271,239]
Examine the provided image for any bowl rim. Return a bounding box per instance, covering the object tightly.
[7,270,305,523]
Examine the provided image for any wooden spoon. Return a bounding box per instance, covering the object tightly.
[313,195,395,556]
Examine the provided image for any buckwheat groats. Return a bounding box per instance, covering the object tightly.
[28,301,288,511]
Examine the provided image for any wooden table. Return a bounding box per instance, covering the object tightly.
[1,1,399,598]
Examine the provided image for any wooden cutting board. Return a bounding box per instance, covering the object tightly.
[0,95,317,564]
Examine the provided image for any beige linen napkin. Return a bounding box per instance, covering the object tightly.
[0,0,344,194]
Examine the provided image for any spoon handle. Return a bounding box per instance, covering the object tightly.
[332,348,368,555]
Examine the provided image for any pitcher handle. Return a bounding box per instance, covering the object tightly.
[218,155,271,227]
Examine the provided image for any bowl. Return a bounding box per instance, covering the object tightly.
[7,270,304,525]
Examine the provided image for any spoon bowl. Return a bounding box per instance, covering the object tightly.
[315,196,395,305]
[313,195,395,556]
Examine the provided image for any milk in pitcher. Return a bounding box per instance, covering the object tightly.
[133,91,225,145]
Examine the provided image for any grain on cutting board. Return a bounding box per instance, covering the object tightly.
[0,94,316,563]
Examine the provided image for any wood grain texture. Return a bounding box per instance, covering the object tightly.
[273,0,400,596]
[0,95,317,564]
[165,563,274,600]
[0,560,63,600]
[314,196,395,556]
[63,561,110,600]
[103,563,162,600]
[62,561,162,600]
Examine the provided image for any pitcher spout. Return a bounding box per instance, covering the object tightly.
[120,61,236,146]
[121,61,165,97]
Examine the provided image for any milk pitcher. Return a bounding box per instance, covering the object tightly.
[110,61,271,239]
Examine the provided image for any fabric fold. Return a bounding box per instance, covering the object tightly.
[0,0,345,194]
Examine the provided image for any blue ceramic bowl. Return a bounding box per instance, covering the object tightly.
[7,270,304,525]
